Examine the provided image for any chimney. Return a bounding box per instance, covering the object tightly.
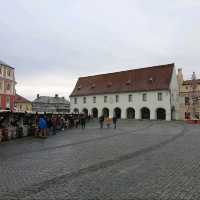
[177,68,183,82]
[192,72,196,80]
[177,68,184,92]
[37,94,40,99]
[55,94,58,98]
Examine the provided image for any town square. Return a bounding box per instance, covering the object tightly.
[1,0,200,200]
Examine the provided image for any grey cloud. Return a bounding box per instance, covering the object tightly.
[0,0,199,99]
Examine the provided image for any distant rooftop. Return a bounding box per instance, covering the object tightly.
[0,60,14,69]
[183,79,200,85]
[33,95,70,104]
[15,94,31,103]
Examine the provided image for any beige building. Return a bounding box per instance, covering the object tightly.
[177,69,200,120]
[15,94,32,112]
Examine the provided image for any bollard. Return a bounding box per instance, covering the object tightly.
[0,129,2,143]
[2,128,9,141]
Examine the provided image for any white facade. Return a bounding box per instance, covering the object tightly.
[70,66,179,121]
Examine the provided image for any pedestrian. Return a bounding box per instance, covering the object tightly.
[52,115,57,135]
[38,115,47,137]
[113,115,117,129]
[46,117,52,136]
[60,117,65,131]
[99,115,104,129]
[106,117,112,128]
[80,114,86,129]
[75,117,79,128]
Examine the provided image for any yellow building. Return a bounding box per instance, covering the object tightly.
[15,94,32,112]
[177,69,200,120]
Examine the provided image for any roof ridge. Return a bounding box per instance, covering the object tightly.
[15,94,31,103]
[79,63,174,79]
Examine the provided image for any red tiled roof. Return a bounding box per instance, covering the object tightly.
[15,94,31,103]
[70,63,174,97]
[183,79,200,85]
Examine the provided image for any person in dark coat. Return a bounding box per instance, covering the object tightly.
[113,115,117,129]
[99,115,104,129]
[52,116,57,135]
[80,114,86,129]
[38,115,47,137]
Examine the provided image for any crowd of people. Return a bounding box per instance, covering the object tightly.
[36,113,118,137]
[0,112,119,141]
[35,113,88,137]
[99,115,118,129]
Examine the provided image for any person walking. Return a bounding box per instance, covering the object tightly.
[52,116,57,135]
[113,115,117,129]
[99,115,104,129]
[38,115,47,137]
[80,114,86,129]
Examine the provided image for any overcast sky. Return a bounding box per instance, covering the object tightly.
[0,0,200,100]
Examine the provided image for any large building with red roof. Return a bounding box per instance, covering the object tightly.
[0,60,16,111]
[70,63,179,121]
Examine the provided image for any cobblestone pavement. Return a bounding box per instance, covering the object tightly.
[1,120,199,200]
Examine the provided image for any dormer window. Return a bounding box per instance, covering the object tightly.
[91,84,96,89]
[149,77,153,82]
[149,77,155,83]
[107,82,112,87]
[126,80,131,85]
[78,85,82,90]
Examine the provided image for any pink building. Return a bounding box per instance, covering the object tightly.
[0,60,16,111]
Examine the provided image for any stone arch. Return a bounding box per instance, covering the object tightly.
[91,108,98,118]
[127,107,135,119]
[73,108,79,114]
[102,108,109,118]
[82,108,88,116]
[141,107,150,120]
[156,108,166,120]
[114,107,121,119]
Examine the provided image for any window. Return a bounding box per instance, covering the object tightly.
[74,97,77,104]
[158,93,163,101]
[104,96,107,103]
[0,67,2,75]
[83,97,86,104]
[6,96,10,108]
[142,93,147,101]
[0,82,2,91]
[185,97,190,105]
[0,95,1,108]
[195,112,199,119]
[116,95,119,103]
[185,112,190,119]
[93,96,96,103]
[7,69,11,77]
[128,94,132,102]
[6,83,11,91]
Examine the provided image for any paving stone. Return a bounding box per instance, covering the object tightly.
[1,120,198,200]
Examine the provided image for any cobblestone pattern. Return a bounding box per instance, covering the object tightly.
[1,120,196,200]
